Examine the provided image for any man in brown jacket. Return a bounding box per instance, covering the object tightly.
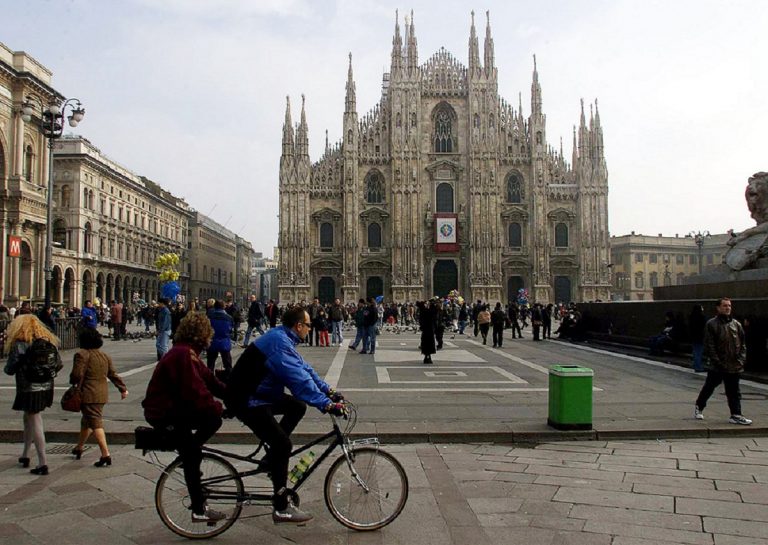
[109,300,123,339]
[694,298,752,425]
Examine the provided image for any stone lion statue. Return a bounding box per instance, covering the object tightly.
[727,172,768,246]
[724,172,768,270]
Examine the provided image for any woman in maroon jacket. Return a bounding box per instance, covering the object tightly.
[143,312,227,523]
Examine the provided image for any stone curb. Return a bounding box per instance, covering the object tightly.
[0,426,765,445]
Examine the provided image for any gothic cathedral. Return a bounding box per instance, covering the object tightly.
[278,12,610,305]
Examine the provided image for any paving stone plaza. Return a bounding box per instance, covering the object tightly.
[1,325,767,544]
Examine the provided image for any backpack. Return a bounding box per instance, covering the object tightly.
[22,338,61,383]
[225,344,268,417]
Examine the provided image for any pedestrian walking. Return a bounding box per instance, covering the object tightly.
[110,300,123,340]
[491,302,506,348]
[348,299,366,350]
[543,304,553,339]
[307,297,321,346]
[508,302,523,339]
[155,298,172,361]
[70,328,128,467]
[694,298,752,425]
[472,300,482,337]
[314,309,330,347]
[361,297,378,354]
[207,300,234,377]
[531,303,543,341]
[457,302,469,334]
[477,306,491,345]
[329,298,346,346]
[418,301,437,364]
[4,314,63,475]
[265,299,278,329]
[243,295,265,347]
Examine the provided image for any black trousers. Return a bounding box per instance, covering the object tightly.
[543,321,551,339]
[148,414,222,514]
[492,324,504,347]
[241,395,307,510]
[696,370,742,416]
[533,324,541,340]
[479,323,490,343]
[509,319,522,338]
[206,350,232,373]
[435,326,444,349]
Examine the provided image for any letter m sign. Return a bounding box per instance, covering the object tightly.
[8,236,21,257]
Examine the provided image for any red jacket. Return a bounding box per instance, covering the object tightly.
[142,343,226,422]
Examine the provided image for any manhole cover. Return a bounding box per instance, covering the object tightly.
[46,444,92,455]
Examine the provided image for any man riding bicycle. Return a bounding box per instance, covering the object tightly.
[227,305,345,524]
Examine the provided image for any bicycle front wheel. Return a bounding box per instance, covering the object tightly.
[324,447,409,531]
[155,453,244,539]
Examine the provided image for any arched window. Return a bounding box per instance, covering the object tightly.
[635,272,644,289]
[83,188,88,208]
[649,272,659,288]
[433,104,456,153]
[535,131,543,145]
[320,222,333,248]
[61,185,71,208]
[473,114,480,128]
[555,223,568,248]
[24,145,34,182]
[53,219,67,249]
[83,222,92,253]
[663,271,672,286]
[411,112,417,127]
[508,223,522,247]
[365,170,384,203]
[506,173,524,203]
[436,183,454,213]
[676,272,685,285]
[368,222,382,249]
[395,113,402,127]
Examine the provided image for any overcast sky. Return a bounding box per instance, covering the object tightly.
[5,0,767,256]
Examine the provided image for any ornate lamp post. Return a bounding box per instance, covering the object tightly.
[689,230,710,275]
[21,96,85,308]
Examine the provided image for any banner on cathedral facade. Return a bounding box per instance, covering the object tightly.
[7,236,21,257]
[434,214,459,252]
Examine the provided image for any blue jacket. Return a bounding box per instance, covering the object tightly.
[81,307,98,328]
[209,309,233,352]
[249,325,331,410]
[156,306,171,333]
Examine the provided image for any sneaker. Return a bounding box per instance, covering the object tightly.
[729,415,753,425]
[348,345,356,351]
[191,506,227,523]
[694,405,704,420]
[272,503,313,524]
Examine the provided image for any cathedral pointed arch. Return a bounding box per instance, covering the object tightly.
[432,102,458,153]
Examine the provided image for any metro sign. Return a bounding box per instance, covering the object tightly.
[7,236,21,257]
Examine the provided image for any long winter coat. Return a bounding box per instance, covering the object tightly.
[419,304,437,356]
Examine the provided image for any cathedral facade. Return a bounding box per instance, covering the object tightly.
[278,12,610,305]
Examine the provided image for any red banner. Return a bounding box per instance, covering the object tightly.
[7,236,21,257]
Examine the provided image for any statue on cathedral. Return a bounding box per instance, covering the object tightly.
[725,172,768,271]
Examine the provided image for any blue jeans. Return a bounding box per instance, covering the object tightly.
[363,325,377,353]
[243,323,264,346]
[331,320,343,345]
[156,330,171,360]
[349,326,364,349]
[458,320,467,334]
[692,342,704,371]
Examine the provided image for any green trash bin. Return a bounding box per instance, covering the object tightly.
[548,365,593,430]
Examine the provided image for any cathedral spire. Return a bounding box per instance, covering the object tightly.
[406,10,418,74]
[468,10,480,73]
[390,10,403,78]
[296,93,308,157]
[282,95,294,156]
[325,129,329,155]
[531,54,542,114]
[572,125,578,166]
[345,52,356,113]
[483,10,495,74]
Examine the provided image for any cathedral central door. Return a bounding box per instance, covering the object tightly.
[432,260,458,298]
[318,277,336,304]
[554,276,572,304]
[507,276,524,303]
[366,276,383,299]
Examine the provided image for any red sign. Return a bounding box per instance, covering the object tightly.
[7,236,21,257]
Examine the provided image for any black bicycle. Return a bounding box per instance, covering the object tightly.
[143,402,409,539]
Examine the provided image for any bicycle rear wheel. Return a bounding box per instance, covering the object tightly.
[155,453,244,539]
[324,447,408,531]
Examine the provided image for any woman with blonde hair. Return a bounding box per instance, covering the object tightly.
[71,327,128,467]
[4,314,62,475]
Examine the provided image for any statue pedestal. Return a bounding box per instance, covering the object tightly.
[654,260,768,300]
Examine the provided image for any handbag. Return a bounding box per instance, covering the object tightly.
[61,352,87,412]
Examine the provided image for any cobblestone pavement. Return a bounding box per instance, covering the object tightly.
[1,437,767,544]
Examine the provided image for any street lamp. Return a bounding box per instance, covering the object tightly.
[689,230,710,275]
[21,96,85,308]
